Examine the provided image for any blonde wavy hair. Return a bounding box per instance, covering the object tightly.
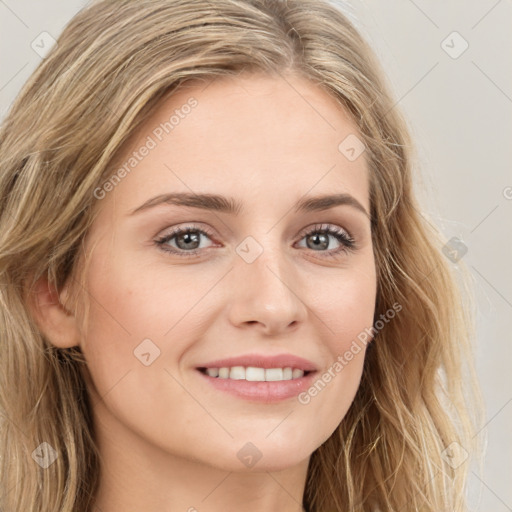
[0,0,486,510]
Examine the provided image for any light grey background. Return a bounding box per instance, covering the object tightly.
[1,1,511,510]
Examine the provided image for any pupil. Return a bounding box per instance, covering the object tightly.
[178,232,200,249]
[309,233,328,250]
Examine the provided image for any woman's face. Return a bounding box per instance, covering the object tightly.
[77,72,377,472]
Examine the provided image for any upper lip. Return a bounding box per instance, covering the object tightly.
[196,353,318,372]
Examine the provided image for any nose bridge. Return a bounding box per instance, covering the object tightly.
[227,228,307,333]
[236,225,289,291]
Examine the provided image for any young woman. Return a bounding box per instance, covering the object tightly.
[0,0,485,510]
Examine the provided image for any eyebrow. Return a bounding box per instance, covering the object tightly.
[128,192,370,218]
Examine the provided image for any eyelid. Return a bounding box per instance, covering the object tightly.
[155,221,354,242]
[296,222,354,241]
[154,221,358,259]
[156,222,218,243]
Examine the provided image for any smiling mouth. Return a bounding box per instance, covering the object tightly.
[197,366,313,382]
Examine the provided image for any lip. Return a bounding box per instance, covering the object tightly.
[196,369,317,403]
[195,353,318,372]
[195,353,318,403]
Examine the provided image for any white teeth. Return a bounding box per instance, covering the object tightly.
[218,367,230,379]
[265,368,283,381]
[229,366,245,380]
[246,367,265,381]
[283,367,293,380]
[292,368,304,379]
[202,366,306,381]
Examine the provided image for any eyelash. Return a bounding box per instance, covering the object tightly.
[154,223,356,259]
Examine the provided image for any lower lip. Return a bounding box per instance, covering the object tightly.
[196,369,317,403]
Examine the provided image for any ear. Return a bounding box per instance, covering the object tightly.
[28,276,81,348]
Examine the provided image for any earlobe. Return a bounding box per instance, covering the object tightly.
[28,276,81,349]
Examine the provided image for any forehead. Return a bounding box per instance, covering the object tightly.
[100,72,369,218]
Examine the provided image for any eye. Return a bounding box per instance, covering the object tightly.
[294,223,356,258]
[154,222,356,258]
[154,225,216,258]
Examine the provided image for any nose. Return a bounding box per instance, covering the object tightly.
[227,242,308,336]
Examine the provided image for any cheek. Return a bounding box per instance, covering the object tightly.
[314,259,377,343]
[297,263,376,422]
[77,250,162,391]
[78,248,215,396]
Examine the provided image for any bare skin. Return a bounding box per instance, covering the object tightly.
[31,72,377,512]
